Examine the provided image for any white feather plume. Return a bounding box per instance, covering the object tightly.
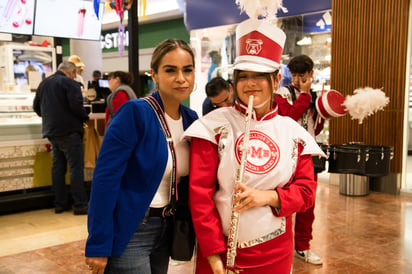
[342,87,390,124]
[235,0,283,19]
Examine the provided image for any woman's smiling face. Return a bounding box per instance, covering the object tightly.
[151,48,195,105]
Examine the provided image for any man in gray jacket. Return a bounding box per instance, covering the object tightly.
[33,61,89,215]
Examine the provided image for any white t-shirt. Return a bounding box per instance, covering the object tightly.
[150,113,190,208]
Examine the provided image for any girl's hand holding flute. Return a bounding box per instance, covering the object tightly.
[232,183,280,213]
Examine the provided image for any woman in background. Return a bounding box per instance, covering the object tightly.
[85,39,198,274]
[105,71,137,128]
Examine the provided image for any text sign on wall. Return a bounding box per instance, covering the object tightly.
[100,30,129,52]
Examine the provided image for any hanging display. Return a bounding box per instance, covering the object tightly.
[105,0,134,55]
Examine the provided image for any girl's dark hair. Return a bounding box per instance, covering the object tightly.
[108,71,134,85]
[151,39,195,73]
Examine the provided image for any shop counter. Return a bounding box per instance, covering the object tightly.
[0,93,101,213]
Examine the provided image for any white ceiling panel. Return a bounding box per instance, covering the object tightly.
[102,0,182,29]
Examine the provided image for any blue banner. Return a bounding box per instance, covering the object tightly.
[277,0,331,17]
[185,0,332,30]
[303,11,332,34]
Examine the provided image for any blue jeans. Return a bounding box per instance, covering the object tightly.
[105,217,171,274]
[48,132,88,209]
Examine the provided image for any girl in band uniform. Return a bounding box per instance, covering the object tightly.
[183,18,325,274]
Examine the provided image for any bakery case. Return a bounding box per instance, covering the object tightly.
[0,90,104,214]
[0,92,55,214]
[1,92,106,215]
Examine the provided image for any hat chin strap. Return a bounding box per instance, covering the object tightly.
[254,98,270,109]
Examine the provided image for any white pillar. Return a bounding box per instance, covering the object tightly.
[70,39,102,86]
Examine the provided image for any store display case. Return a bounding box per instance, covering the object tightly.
[0,43,57,213]
[0,91,101,213]
[0,92,55,214]
[0,93,48,193]
[0,93,42,140]
[0,44,56,91]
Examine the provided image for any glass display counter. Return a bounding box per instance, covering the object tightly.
[0,92,104,213]
[0,93,100,214]
[0,93,42,142]
[0,92,48,196]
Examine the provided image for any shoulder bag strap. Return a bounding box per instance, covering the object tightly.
[142,96,178,211]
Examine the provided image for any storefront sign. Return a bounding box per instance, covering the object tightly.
[185,0,331,30]
[100,30,129,51]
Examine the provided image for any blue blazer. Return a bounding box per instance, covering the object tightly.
[85,92,198,257]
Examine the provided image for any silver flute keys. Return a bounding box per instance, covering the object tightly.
[226,95,254,274]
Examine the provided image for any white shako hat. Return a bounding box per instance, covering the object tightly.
[234,18,286,73]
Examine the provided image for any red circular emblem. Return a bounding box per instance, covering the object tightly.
[235,131,280,175]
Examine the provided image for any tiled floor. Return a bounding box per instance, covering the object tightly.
[1,175,412,273]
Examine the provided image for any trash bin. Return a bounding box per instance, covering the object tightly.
[339,174,369,196]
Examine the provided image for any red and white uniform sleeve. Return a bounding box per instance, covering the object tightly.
[276,92,311,121]
[189,137,226,258]
[275,144,317,217]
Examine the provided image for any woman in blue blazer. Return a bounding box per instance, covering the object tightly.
[85,39,198,274]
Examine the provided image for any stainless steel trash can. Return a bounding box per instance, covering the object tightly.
[339,174,369,196]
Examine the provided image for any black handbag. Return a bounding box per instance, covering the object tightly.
[170,176,195,261]
[143,96,195,261]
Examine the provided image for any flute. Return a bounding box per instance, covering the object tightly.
[226,95,254,274]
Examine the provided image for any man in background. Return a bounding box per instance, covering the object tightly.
[276,54,325,265]
[33,61,89,215]
[202,76,234,115]
[92,70,111,102]
[88,70,102,90]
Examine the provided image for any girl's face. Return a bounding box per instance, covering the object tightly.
[236,71,280,117]
[108,76,120,92]
[151,48,195,105]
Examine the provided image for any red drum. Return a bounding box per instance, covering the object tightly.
[315,90,347,119]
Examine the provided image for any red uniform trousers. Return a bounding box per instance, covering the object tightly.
[294,173,317,251]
